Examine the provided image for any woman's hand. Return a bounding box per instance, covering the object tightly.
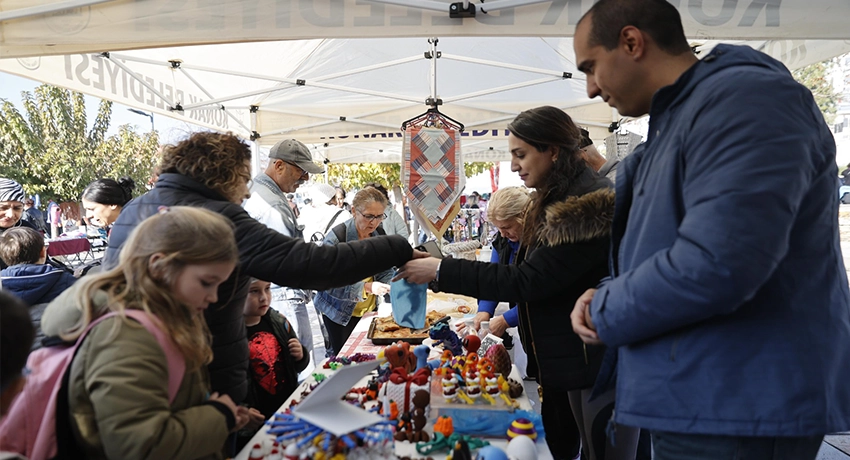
[288,338,304,361]
[489,315,509,337]
[392,257,441,284]
[369,281,391,296]
[571,288,603,345]
[458,312,491,333]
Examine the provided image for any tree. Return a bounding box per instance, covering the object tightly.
[0,84,159,202]
[793,59,839,125]
[325,161,493,191]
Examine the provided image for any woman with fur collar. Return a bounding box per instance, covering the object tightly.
[397,106,637,460]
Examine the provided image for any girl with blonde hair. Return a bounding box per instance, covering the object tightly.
[43,206,248,459]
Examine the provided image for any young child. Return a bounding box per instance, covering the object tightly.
[1,227,76,349]
[0,227,76,306]
[38,206,249,459]
[243,278,309,419]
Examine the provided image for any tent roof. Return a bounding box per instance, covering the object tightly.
[2,1,849,163]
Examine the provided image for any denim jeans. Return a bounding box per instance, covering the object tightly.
[651,431,823,460]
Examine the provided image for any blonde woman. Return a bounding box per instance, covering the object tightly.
[43,207,248,459]
[470,186,530,337]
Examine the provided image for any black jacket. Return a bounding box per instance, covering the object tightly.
[245,308,309,419]
[439,170,614,390]
[103,173,413,402]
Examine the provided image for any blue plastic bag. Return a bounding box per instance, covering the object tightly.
[390,275,427,329]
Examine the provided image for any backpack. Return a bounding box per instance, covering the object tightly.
[310,209,347,243]
[0,309,185,460]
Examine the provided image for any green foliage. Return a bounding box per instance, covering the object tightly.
[0,84,159,201]
[325,161,494,190]
[793,59,839,125]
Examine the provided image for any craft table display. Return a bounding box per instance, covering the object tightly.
[234,301,553,460]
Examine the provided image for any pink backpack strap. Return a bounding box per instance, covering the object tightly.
[120,310,186,403]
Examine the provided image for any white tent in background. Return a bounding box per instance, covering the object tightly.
[1,0,849,163]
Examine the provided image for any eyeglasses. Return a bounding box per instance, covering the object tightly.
[286,162,309,178]
[357,210,387,222]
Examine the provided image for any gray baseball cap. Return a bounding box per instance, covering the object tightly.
[268,139,324,174]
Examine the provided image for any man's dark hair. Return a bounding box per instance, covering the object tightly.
[581,0,691,55]
[0,291,34,391]
[0,227,44,266]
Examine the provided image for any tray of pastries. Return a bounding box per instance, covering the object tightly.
[367,310,447,345]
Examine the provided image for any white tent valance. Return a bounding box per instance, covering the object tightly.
[2,0,850,58]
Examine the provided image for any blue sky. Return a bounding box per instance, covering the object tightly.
[0,72,200,144]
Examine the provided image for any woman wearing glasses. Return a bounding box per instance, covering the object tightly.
[313,187,393,355]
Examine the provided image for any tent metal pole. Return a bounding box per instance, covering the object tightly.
[429,38,438,106]
[250,106,261,176]
[360,0,448,14]
[479,0,551,14]
[178,67,251,132]
[311,55,423,82]
[106,53,172,68]
[0,0,115,22]
[441,53,569,78]
[443,76,561,103]
[103,54,175,108]
[180,86,291,110]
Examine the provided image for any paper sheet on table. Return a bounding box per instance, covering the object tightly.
[291,361,382,436]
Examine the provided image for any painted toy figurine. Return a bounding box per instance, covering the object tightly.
[462,334,481,354]
[395,390,431,443]
[430,322,463,357]
[413,344,431,372]
[442,373,461,403]
[381,341,417,373]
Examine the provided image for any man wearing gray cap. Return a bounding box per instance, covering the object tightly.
[243,139,325,368]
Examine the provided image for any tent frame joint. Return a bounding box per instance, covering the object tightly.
[563,71,573,79]
[251,131,261,141]
[449,2,476,18]
[296,79,306,86]
[250,105,259,113]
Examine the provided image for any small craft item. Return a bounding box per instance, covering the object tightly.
[483,344,511,377]
[380,341,417,373]
[394,389,431,443]
[506,418,538,440]
[462,335,481,355]
[505,435,537,460]
[323,353,377,369]
[474,446,509,460]
[414,344,431,372]
[477,333,504,357]
[265,412,395,459]
[433,415,454,437]
[379,367,432,415]
[416,433,490,456]
[429,322,463,356]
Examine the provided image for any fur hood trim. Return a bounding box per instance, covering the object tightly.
[537,188,615,246]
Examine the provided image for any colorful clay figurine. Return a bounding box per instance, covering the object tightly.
[430,322,463,356]
[433,415,454,437]
[395,390,431,443]
[447,439,472,460]
[413,344,431,372]
[505,436,537,460]
[462,334,481,354]
[380,341,418,373]
[475,446,509,460]
[506,418,537,440]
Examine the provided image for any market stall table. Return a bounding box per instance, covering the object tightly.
[235,301,553,460]
[46,237,93,266]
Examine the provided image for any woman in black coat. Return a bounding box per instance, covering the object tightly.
[397,107,637,460]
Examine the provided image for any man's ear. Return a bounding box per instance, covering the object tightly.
[620,25,646,59]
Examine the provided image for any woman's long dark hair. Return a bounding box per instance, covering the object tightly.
[82,177,136,207]
[507,106,586,245]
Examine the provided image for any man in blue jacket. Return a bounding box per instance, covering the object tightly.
[570,1,850,459]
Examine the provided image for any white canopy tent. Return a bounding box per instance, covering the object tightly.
[2,0,850,163]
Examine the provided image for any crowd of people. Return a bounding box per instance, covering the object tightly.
[2,0,850,459]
